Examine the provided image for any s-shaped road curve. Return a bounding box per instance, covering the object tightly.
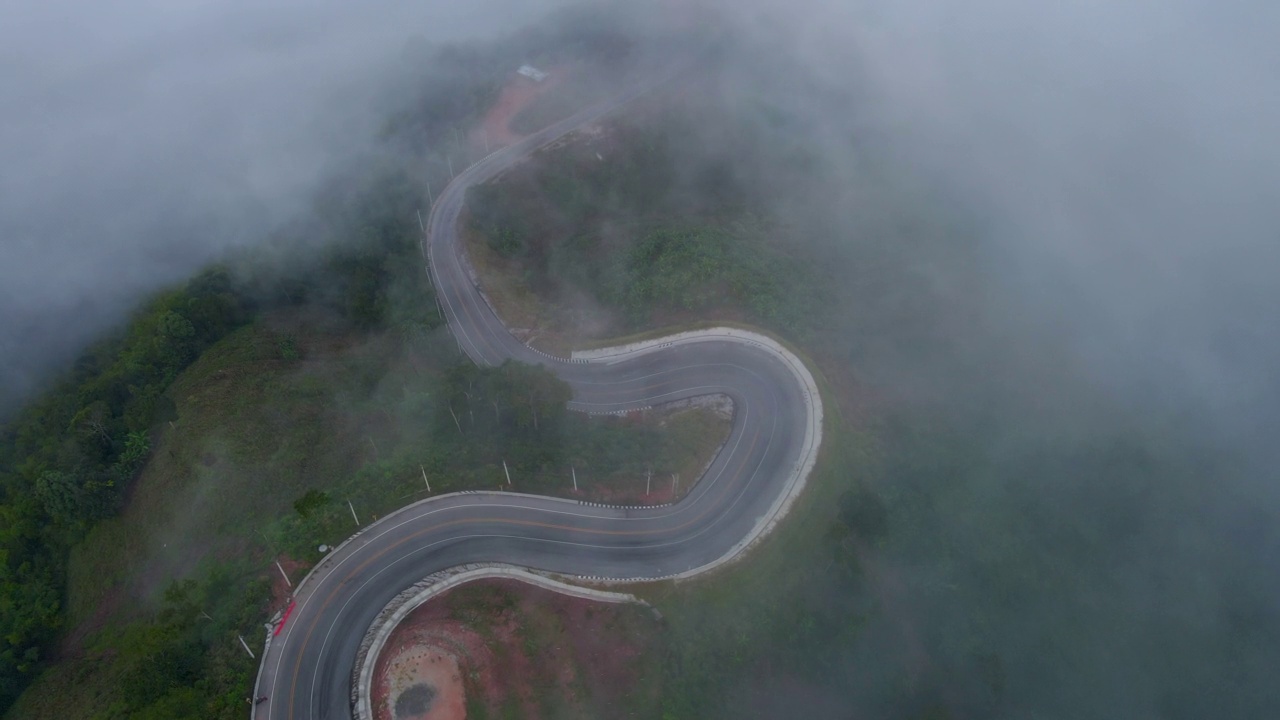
[254,72,823,720]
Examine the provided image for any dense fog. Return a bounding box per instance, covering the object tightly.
[0,0,567,413]
[2,1,1277,717]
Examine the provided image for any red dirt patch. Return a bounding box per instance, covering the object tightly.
[269,555,309,614]
[377,644,467,720]
[473,68,566,149]
[372,579,663,719]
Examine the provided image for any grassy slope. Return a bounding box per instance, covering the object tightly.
[63,311,362,629]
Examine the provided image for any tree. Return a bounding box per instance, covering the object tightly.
[154,310,196,371]
[440,362,572,439]
[119,430,151,472]
[183,266,246,346]
[69,400,115,452]
[0,548,62,708]
[293,489,331,518]
[34,470,85,525]
[495,362,571,433]
[122,386,177,433]
[157,310,195,342]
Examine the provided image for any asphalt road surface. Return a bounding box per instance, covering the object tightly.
[254,69,818,720]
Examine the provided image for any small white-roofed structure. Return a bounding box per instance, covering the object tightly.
[517,64,549,82]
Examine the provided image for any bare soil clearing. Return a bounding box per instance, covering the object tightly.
[473,68,566,150]
[372,579,663,720]
[376,643,467,720]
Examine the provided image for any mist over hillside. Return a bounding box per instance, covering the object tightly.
[0,0,576,414]
[2,0,1278,717]
[691,2,1280,716]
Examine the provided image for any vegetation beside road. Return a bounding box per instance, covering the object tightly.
[0,266,248,712]
[465,111,823,353]
[410,579,666,719]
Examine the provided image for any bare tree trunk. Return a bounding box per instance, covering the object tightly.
[87,419,111,444]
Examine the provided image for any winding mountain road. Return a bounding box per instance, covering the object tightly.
[253,70,823,720]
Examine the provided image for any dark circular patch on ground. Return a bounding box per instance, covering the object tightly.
[395,682,437,717]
